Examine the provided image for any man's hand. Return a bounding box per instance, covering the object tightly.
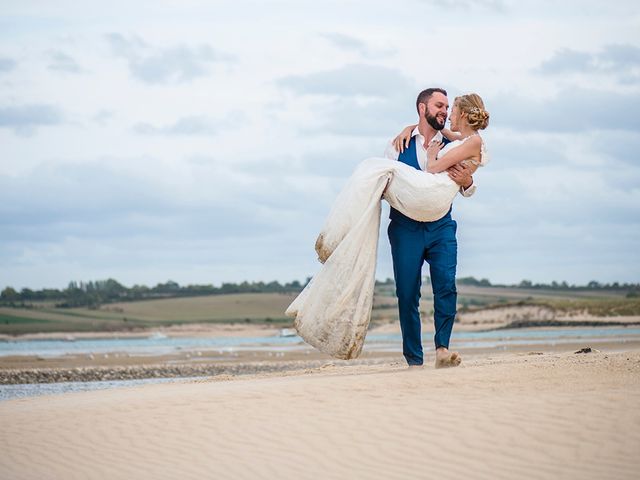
[447,163,473,189]
[392,124,417,153]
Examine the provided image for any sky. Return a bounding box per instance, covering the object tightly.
[1,0,639,290]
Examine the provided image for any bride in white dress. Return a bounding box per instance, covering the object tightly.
[286,93,490,359]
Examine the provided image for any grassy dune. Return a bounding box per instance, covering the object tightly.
[101,293,298,323]
[0,293,299,334]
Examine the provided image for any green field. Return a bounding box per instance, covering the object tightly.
[0,286,637,335]
[0,293,298,334]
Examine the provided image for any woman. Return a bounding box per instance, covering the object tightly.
[286,94,490,360]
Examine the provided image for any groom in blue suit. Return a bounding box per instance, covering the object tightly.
[384,88,475,368]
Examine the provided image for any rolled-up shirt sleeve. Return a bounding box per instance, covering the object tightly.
[459,183,477,197]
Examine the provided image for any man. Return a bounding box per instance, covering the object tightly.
[383,87,474,368]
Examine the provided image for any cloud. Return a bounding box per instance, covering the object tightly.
[312,96,412,136]
[593,130,640,166]
[0,145,360,282]
[47,50,82,73]
[538,49,592,74]
[416,0,506,11]
[0,104,63,136]
[91,109,114,125]
[2,2,639,288]
[277,64,423,136]
[455,136,640,240]
[106,33,234,84]
[537,44,640,82]
[132,112,245,135]
[451,134,640,284]
[133,116,216,135]
[319,33,394,58]
[492,88,640,132]
[0,57,17,73]
[278,63,415,97]
[0,160,282,246]
[604,44,640,69]
[0,154,333,287]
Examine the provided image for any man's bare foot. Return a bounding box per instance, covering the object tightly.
[435,347,462,369]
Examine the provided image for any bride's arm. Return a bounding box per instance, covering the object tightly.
[426,136,481,174]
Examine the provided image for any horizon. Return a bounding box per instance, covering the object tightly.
[2,275,639,294]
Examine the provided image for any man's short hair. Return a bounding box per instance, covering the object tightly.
[416,88,447,112]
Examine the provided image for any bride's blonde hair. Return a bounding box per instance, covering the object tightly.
[455,93,489,130]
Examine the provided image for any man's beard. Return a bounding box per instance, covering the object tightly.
[426,112,446,130]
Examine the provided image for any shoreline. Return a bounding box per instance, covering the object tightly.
[2,337,639,385]
[2,314,640,342]
[2,323,640,385]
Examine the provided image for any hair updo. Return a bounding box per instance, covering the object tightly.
[454,93,489,130]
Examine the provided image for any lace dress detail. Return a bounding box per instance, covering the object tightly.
[286,137,487,359]
[479,136,489,165]
[456,134,489,168]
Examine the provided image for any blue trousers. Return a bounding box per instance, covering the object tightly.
[388,214,458,366]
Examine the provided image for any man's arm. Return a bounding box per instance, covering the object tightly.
[392,124,417,154]
[447,163,476,197]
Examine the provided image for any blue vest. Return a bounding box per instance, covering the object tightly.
[389,135,452,226]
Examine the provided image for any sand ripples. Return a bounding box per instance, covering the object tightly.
[1,352,639,479]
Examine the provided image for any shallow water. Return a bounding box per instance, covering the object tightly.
[1,327,639,357]
[0,377,201,402]
[0,333,304,357]
[368,327,640,351]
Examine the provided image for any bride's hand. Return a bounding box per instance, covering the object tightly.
[426,139,443,161]
[392,124,417,153]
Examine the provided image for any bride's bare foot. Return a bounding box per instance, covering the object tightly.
[435,347,462,369]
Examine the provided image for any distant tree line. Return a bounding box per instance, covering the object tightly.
[2,276,638,309]
[457,276,640,293]
[0,278,306,309]
[379,276,640,296]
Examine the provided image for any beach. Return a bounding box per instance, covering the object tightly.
[1,347,639,479]
[2,2,636,478]
[2,321,640,384]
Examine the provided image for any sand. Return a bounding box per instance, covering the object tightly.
[1,349,639,479]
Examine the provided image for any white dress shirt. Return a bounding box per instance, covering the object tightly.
[384,126,476,197]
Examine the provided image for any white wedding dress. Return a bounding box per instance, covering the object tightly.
[285,136,487,359]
